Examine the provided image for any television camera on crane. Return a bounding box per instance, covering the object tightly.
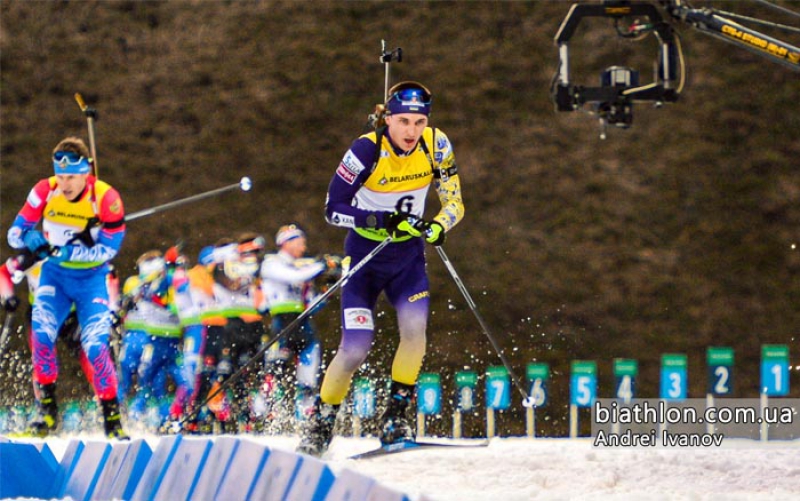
[551,0,800,139]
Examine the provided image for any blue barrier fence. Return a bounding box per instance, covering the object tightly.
[0,435,410,501]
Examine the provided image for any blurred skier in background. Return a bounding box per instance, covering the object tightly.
[189,237,266,433]
[258,224,341,431]
[119,248,190,428]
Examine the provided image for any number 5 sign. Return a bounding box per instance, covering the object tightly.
[570,360,597,407]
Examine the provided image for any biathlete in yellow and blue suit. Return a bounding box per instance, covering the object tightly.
[6,136,128,439]
[298,81,464,456]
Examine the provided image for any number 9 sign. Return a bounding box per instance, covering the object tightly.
[417,373,442,415]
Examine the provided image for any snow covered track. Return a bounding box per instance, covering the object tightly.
[2,434,799,500]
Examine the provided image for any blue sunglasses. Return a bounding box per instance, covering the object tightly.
[53,151,86,166]
[389,87,432,105]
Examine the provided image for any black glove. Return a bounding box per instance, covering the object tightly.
[384,212,426,239]
[423,221,446,246]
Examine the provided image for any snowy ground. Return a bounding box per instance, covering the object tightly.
[13,433,800,500]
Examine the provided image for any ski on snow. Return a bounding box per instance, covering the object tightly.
[348,439,489,460]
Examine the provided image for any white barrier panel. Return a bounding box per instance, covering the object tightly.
[92,439,153,501]
[213,437,270,500]
[248,447,303,500]
[366,482,411,501]
[284,454,334,501]
[324,468,376,501]
[131,435,183,501]
[56,439,86,497]
[62,441,112,501]
[152,437,212,501]
[188,436,240,499]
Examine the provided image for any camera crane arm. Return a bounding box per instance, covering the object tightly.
[553,2,682,113]
[551,1,799,137]
[552,1,684,138]
[661,0,800,72]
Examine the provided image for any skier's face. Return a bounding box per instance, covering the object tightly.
[55,173,89,201]
[386,113,428,152]
[282,237,307,259]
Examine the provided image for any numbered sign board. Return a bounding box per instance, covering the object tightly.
[455,371,478,412]
[526,363,549,408]
[570,360,597,407]
[485,366,511,410]
[660,354,688,401]
[761,344,789,396]
[417,373,442,415]
[707,347,734,396]
[613,358,637,403]
[352,377,375,418]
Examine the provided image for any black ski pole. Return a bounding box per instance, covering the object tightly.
[435,246,534,407]
[178,236,394,429]
[380,39,402,101]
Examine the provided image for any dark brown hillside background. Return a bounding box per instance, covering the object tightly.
[1,1,798,437]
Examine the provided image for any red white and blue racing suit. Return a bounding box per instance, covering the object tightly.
[7,176,126,400]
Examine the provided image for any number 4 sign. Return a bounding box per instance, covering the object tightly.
[613,358,637,403]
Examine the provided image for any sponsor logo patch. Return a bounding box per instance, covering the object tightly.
[336,151,365,185]
[336,163,357,184]
[27,189,42,208]
[331,212,355,227]
[342,151,364,175]
[344,307,374,330]
[408,291,430,303]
